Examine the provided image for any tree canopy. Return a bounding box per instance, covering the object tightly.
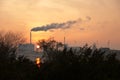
[0,35,120,80]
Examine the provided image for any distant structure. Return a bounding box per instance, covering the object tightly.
[16,30,120,63]
[30,31,32,44]
[16,43,44,62]
[64,37,65,46]
[100,47,120,60]
[64,36,66,48]
[107,40,110,48]
[18,44,34,51]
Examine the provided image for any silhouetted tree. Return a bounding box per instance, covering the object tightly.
[0,31,25,63]
[37,38,63,62]
[37,41,120,80]
[1,34,120,80]
[0,31,38,80]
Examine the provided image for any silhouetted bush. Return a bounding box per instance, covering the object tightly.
[37,40,120,80]
[0,34,120,80]
[0,31,38,80]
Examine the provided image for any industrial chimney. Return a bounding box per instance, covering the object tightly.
[64,36,65,45]
[30,31,32,44]
[64,36,66,48]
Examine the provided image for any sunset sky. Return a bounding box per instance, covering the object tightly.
[0,0,120,49]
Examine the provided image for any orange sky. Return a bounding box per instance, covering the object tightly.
[0,0,120,49]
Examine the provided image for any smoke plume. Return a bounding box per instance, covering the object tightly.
[31,18,81,32]
[31,17,91,32]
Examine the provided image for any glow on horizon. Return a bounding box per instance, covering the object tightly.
[0,0,120,49]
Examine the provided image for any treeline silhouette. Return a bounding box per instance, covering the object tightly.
[0,32,120,80]
[0,32,38,80]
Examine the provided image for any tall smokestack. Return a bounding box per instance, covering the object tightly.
[30,31,32,44]
[64,36,65,45]
[64,36,66,48]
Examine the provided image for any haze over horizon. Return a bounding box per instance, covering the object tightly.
[0,0,120,50]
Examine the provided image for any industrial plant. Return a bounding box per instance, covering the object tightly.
[16,20,120,63]
[16,31,44,63]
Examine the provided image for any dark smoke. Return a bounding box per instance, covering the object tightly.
[31,17,91,32]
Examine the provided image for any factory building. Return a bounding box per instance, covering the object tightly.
[16,43,44,62]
